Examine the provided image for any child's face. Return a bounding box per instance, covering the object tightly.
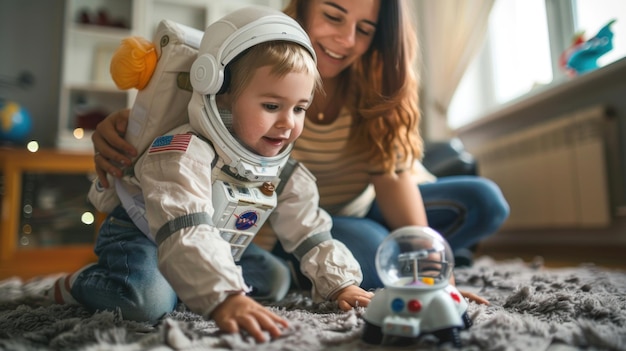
[230,66,315,157]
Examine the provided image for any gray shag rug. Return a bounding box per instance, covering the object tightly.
[1,256,625,351]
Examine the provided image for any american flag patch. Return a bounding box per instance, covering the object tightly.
[148,134,192,154]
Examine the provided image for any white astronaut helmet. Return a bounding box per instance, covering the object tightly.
[188,6,316,182]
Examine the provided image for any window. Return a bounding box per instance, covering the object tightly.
[448,0,626,129]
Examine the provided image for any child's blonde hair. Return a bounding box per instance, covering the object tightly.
[225,41,321,101]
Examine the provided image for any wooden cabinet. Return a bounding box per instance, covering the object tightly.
[0,147,104,279]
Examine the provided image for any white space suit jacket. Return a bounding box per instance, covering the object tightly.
[117,123,363,317]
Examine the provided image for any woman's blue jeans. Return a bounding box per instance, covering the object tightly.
[71,206,290,324]
[273,176,510,290]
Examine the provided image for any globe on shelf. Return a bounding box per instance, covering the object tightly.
[0,99,32,144]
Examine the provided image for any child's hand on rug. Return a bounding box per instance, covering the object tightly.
[210,293,289,342]
[334,285,374,311]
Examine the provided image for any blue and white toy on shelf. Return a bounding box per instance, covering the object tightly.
[361,226,472,347]
[566,19,617,76]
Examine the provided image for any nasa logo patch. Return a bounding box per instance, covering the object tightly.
[235,210,259,230]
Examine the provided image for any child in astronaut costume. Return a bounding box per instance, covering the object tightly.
[50,6,370,341]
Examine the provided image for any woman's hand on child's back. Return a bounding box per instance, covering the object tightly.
[334,285,374,311]
[92,109,137,186]
[210,293,289,343]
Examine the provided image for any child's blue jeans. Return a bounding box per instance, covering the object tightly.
[71,206,289,324]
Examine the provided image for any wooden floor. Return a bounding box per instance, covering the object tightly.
[472,218,626,270]
[475,241,626,270]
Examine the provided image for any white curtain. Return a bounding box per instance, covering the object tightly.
[416,0,495,140]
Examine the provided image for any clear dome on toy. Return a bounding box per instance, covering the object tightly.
[375,226,454,288]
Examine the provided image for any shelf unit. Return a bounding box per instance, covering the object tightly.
[57,0,137,150]
[57,0,284,151]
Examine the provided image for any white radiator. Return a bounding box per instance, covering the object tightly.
[473,106,611,229]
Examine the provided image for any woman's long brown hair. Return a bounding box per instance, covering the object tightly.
[283,0,422,173]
